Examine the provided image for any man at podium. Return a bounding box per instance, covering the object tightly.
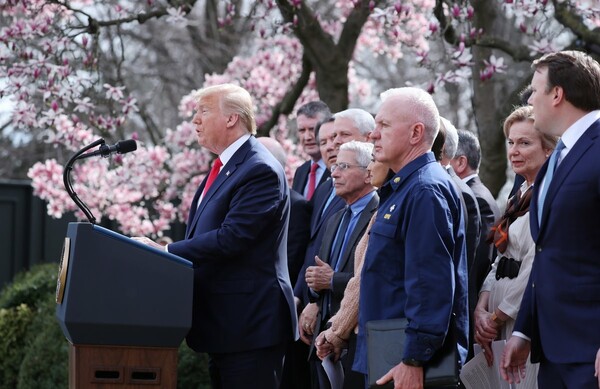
[134,83,298,389]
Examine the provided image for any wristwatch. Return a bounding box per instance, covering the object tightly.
[491,311,504,325]
[402,358,424,367]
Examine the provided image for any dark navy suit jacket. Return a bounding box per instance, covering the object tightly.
[169,136,298,354]
[288,189,312,286]
[293,179,345,305]
[467,176,500,296]
[317,193,379,315]
[292,159,330,196]
[517,118,600,364]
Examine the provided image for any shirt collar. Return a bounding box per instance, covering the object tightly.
[389,152,436,190]
[347,191,375,215]
[219,134,251,166]
[462,173,478,184]
[560,110,600,150]
[315,158,326,170]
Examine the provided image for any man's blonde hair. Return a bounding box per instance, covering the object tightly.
[196,84,257,134]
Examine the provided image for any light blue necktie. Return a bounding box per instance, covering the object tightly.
[537,140,565,224]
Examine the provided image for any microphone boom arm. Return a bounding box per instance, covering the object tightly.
[63,138,106,224]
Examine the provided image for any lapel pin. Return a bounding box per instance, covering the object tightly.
[226,171,230,176]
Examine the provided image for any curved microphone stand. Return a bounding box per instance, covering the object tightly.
[62,138,106,224]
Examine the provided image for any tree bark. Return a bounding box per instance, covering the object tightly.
[275,0,382,112]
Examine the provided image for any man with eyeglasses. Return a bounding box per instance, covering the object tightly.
[295,109,374,389]
[295,109,374,313]
[302,141,379,389]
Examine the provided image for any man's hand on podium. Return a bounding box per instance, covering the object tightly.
[132,236,168,252]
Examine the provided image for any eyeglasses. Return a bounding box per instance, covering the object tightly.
[330,162,367,173]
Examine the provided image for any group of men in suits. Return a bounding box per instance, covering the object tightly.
[290,107,377,389]
[132,49,600,389]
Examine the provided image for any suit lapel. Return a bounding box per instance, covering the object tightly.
[319,168,331,186]
[319,210,344,263]
[315,196,344,237]
[295,161,310,193]
[186,179,207,236]
[537,120,599,238]
[335,194,378,271]
[186,137,253,238]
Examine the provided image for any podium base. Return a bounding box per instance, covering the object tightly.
[69,344,178,388]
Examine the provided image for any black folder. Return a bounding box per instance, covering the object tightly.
[366,316,459,389]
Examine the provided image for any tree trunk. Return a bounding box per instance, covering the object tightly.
[470,0,530,197]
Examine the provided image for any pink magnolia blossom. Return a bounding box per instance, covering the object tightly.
[5,0,597,237]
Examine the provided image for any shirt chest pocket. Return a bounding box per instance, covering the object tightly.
[370,220,398,239]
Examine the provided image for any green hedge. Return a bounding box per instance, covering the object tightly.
[0,263,210,388]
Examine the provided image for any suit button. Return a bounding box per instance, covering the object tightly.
[536,245,542,252]
[532,282,535,288]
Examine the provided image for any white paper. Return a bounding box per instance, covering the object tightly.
[460,340,515,389]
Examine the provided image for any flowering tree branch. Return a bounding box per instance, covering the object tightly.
[552,0,600,48]
[257,53,313,136]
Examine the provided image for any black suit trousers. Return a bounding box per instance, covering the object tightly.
[208,343,286,389]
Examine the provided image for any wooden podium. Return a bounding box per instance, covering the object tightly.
[69,345,177,388]
[56,223,193,388]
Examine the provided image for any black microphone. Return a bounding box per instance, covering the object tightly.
[78,139,137,159]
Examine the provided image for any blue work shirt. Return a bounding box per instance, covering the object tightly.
[353,152,469,375]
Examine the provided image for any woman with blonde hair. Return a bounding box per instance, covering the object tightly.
[474,105,557,388]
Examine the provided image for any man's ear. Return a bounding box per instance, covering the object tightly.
[226,113,240,128]
[552,86,564,107]
[453,155,468,175]
[409,122,425,145]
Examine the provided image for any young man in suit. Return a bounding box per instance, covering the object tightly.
[292,101,332,199]
[134,84,297,389]
[501,50,600,389]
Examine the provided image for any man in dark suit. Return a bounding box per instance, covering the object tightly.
[292,102,332,200]
[301,141,378,389]
[440,118,482,280]
[355,88,468,387]
[451,129,501,295]
[438,118,482,362]
[258,137,312,286]
[134,84,297,389]
[294,109,374,310]
[294,110,373,389]
[258,137,312,389]
[501,50,600,388]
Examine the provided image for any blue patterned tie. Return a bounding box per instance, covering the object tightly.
[537,140,565,224]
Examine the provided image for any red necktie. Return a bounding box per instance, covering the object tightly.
[307,162,318,200]
[202,157,223,197]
